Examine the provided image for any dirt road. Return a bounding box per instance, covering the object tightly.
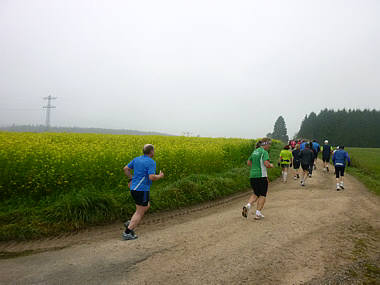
[1,162,379,285]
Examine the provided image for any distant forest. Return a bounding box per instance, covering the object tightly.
[0,125,173,136]
[297,109,380,148]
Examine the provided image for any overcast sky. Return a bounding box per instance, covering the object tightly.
[0,0,379,138]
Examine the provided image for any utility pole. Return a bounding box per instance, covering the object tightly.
[43,95,57,129]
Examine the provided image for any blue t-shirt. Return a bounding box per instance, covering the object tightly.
[300,142,307,150]
[127,155,156,191]
[332,150,350,167]
[312,142,320,152]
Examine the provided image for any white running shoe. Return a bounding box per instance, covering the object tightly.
[340,183,344,189]
[336,185,341,191]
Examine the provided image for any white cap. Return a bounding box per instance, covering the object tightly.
[324,140,328,144]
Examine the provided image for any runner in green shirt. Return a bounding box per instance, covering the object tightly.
[242,138,274,220]
[279,145,293,183]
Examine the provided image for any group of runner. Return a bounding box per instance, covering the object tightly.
[279,139,321,185]
[121,138,351,240]
[242,138,351,221]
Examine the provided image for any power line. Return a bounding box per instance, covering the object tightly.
[43,95,57,129]
[0,108,40,111]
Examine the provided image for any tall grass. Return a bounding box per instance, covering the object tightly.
[346,148,380,195]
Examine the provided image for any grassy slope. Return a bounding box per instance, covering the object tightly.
[346,148,380,195]
[0,144,282,241]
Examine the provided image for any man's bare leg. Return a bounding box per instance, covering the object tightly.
[283,167,288,182]
[257,196,266,211]
[128,203,150,230]
[301,170,308,186]
[248,194,258,205]
[254,196,266,219]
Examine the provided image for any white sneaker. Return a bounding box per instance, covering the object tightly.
[336,185,341,191]
[255,211,265,219]
[340,183,344,189]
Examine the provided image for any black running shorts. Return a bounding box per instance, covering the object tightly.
[322,155,330,162]
[301,164,310,171]
[250,177,268,197]
[130,190,150,206]
[335,166,345,178]
[281,164,289,168]
[293,160,300,169]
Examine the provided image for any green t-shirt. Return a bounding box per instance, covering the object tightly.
[249,147,270,178]
[280,149,293,164]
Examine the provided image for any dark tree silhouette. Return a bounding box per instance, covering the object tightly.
[272,116,289,143]
[297,109,380,147]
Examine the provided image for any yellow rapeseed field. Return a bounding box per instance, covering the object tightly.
[0,132,255,199]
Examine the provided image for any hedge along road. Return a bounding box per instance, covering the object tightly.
[1,161,379,285]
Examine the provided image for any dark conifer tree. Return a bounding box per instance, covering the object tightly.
[297,109,380,147]
[272,116,289,143]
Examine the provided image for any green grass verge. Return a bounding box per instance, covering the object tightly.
[346,148,380,195]
[0,159,282,241]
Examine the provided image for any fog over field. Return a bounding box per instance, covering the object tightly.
[0,0,379,138]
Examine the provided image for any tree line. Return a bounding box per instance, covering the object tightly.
[297,109,380,147]
[0,125,173,136]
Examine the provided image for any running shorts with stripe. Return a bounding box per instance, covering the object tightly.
[130,190,150,206]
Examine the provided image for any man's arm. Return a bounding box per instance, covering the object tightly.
[149,171,164,181]
[264,160,274,168]
[123,166,133,188]
[123,166,133,179]
[247,160,252,167]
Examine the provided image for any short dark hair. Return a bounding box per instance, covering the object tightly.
[143,144,154,155]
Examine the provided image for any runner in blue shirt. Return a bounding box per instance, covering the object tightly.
[300,140,308,151]
[122,144,164,240]
[332,146,351,191]
[312,140,321,170]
